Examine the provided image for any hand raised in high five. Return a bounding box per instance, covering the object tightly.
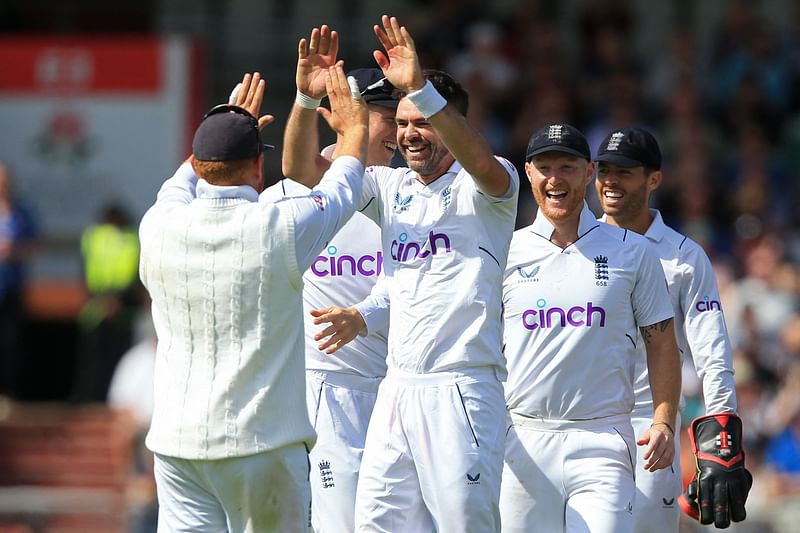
[228,72,274,130]
[372,15,425,93]
[317,65,369,164]
[297,25,341,100]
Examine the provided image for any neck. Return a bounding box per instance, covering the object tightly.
[548,215,581,249]
[606,209,654,236]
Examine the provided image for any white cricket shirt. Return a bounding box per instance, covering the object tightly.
[261,179,388,378]
[601,210,738,417]
[503,203,674,419]
[360,158,519,375]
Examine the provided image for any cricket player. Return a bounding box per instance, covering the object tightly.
[499,123,681,533]
[138,68,368,533]
[595,127,751,531]
[260,25,396,533]
[313,15,519,532]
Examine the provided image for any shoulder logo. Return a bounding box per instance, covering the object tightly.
[467,472,481,484]
[311,192,325,211]
[393,192,414,213]
[517,265,540,279]
[662,497,675,507]
[594,255,609,281]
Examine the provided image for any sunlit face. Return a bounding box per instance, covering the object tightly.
[366,105,398,167]
[595,162,654,225]
[526,153,594,222]
[395,98,455,181]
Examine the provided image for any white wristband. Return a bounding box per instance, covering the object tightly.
[295,90,322,109]
[405,80,447,119]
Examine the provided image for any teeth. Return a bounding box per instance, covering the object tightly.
[385,142,397,151]
[605,191,623,198]
[547,190,567,198]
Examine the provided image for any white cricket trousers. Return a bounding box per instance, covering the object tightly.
[354,368,506,533]
[153,444,311,533]
[499,412,637,533]
[306,370,382,533]
[631,414,682,533]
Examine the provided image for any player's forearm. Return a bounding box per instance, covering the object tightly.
[332,124,368,165]
[282,103,331,187]
[644,319,681,430]
[428,105,511,197]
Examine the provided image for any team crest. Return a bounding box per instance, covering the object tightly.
[606,132,625,151]
[393,192,414,213]
[440,186,452,211]
[594,255,609,281]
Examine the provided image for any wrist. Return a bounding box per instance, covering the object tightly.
[405,80,447,119]
[651,421,675,437]
[295,90,322,110]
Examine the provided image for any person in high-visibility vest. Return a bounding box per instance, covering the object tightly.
[72,203,141,402]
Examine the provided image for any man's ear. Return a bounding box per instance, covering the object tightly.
[648,170,662,193]
[585,161,596,186]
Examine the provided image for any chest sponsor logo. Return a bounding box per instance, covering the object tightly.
[393,192,414,213]
[695,295,722,312]
[522,298,607,330]
[391,231,452,262]
[310,245,383,277]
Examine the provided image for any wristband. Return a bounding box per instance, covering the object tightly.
[295,90,322,110]
[651,421,675,436]
[405,80,447,119]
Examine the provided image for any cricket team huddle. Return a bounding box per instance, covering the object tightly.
[137,15,751,533]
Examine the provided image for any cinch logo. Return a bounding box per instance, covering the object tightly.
[695,295,722,313]
[522,299,607,330]
[310,245,383,277]
[391,231,452,262]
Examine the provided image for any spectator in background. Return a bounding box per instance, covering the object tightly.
[108,309,158,533]
[0,161,38,399]
[72,203,141,403]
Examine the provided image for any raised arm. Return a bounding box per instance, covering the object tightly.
[373,15,511,196]
[282,25,340,186]
[282,66,370,271]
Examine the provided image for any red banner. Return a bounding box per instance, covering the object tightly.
[0,37,161,93]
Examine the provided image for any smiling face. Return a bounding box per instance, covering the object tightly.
[526,152,594,223]
[595,162,661,231]
[395,97,455,182]
[366,105,398,167]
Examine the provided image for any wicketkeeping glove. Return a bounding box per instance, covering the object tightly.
[678,413,752,529]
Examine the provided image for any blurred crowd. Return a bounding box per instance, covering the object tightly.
[2,0,799,531]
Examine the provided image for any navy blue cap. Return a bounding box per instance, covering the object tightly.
[192,104,273,162]
[348,68,397,108]
[526,123,591,161]
[595,127,662,170]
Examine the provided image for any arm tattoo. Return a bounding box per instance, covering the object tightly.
[640,317,673,346]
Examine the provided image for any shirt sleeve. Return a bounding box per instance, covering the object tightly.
[475,156,520,202]
[274,155,364,271]
[680,244,738,414]
[353,272,390,335]
[357,166,382,225]
[632,242,675,327]
[150,162,198,212]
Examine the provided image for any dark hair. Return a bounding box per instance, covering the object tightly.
[393,69,469,117]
